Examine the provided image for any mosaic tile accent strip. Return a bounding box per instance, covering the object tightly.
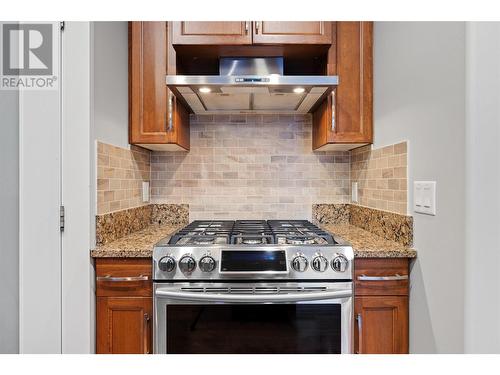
[151,114,351,220]
[96,142,151,215]
[349,204,413,247]
[351,142,408,214]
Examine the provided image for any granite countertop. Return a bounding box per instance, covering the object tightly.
[91,224,182,258]
[322,223,417,258]
[91,222,416,259]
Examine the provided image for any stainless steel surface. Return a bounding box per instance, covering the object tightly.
[291,253,308,272]
[167,89,173,131]
[198,255,216,273]
[179,254,196,274]
[331,89,336,131]
[155,285,351,303]
[332,253,349,273]
[153,245,353,281]
[165,74,338,115]
[356,313,362,354]
[152,220,354,354]
[219,57,283,76]
[357,274,409,281]
[154,281,353,354]
[312,255,329,272]
[158,255,176,272]
[96,275,149,282]
[143,313,150,354]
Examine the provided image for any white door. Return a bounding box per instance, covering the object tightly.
[18,22,62,353]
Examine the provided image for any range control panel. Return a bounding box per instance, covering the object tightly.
[153,245,354,281]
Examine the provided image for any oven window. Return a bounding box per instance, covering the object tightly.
[166,304,341,354]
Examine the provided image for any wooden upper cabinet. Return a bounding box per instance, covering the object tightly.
[129,22,189,151]
[313,22,373,150]
[172,21,252,45]
[253,21,333,44]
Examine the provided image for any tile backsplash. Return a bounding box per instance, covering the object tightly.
[96,142,150,215]
[150,114,351,220]
[351,142,408,214]
[96,120,409,218]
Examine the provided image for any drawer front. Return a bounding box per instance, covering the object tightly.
[96,258,152,297]
[354,258,409,296]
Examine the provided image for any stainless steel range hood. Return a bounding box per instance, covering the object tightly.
[166,57,338,115]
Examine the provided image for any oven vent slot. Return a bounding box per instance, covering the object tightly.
[180,286,328,294]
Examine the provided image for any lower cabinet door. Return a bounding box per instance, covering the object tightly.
[97,297,152,354]
[354,296,408,354]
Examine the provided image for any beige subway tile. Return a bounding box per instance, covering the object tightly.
[394,142,407,155]
[394,166,407,178]
[394,191,407,202]
[382,168,394,178]
[382,145,394,156]
[388,179,399,190]
[97,179,109,191]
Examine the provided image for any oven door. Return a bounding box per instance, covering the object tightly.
[154,282,353,354]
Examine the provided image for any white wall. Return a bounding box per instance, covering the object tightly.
[0,88,19,354]
[61,21,94,354]
[93,22,129,150]
[464,22,500,353]
[374,22,466,353]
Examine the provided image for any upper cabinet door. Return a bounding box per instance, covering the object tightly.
[129,22,169,145]
[172,21,252,45]
[129,22,190,151]
[312,22,373,150]
[253,21,332,44]
[333,22,373,144]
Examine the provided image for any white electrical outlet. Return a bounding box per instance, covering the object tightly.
[142,181,150,203]
[414,181,436,215]
[352,182,358,203]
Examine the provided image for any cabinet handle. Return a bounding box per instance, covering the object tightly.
[357,274,408,281]
[255,21,260,34]
[96,275,149,282]
[356,313,362,354]
[245,21,249,34]
[144,313,150,354]
[167,89,173,132]
[331,90,336,132]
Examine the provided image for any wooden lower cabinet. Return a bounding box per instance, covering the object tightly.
[97,296,152,354]
[95,258,153,354]
[355,296,409,354]
[354,258,410,354]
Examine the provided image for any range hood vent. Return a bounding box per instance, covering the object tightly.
[166,57,338,115]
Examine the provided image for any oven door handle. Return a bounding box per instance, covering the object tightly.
[155,289,352,303]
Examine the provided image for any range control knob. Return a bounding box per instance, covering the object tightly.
[158,255,176,272]
[179,254,196,274]
[331,254,349,273]
[199,255,216,273]
[312,255,329,272]
[291,254,308,272]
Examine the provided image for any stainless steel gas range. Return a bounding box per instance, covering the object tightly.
[152,220,354,354]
